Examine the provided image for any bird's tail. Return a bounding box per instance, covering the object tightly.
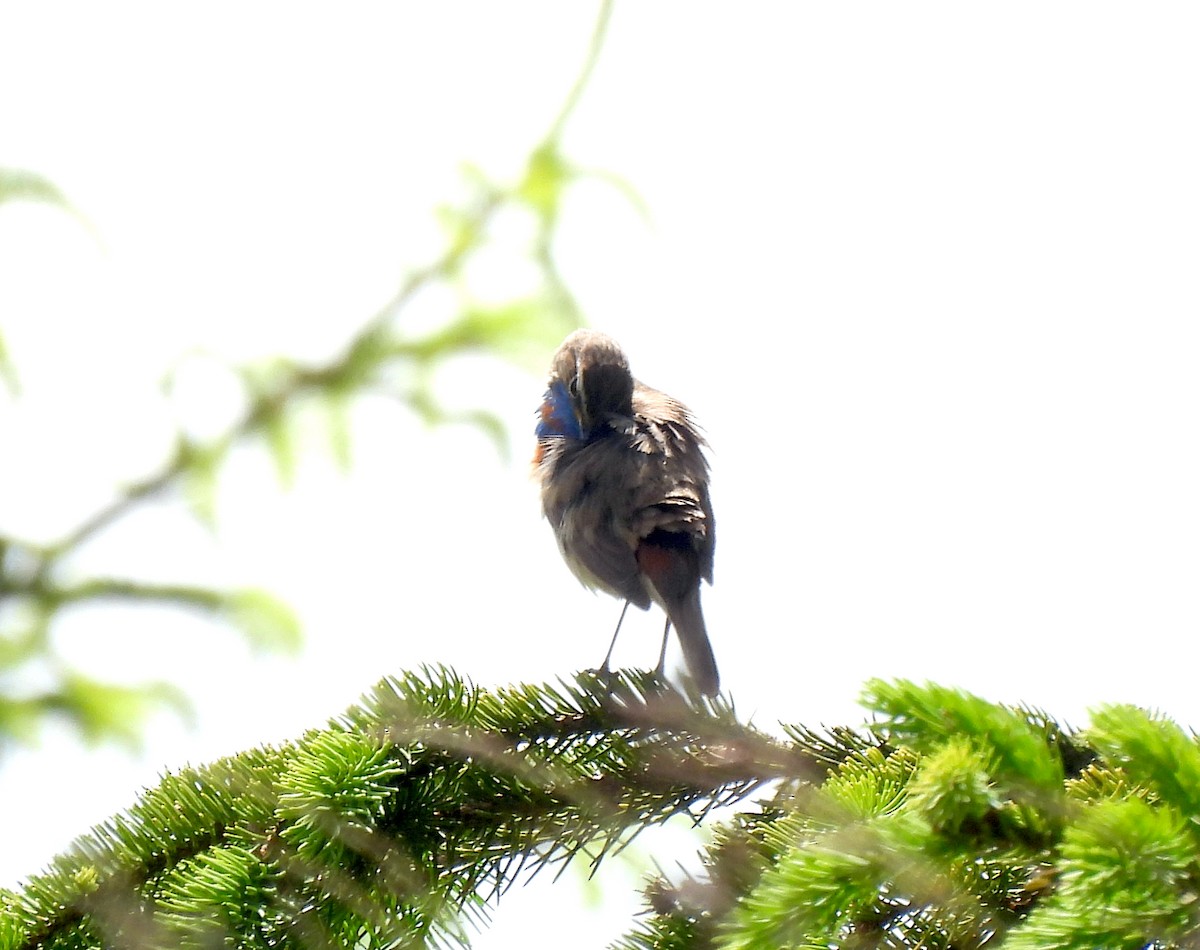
[668,589,719,697]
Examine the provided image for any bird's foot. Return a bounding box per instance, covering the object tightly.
[582,665,622,692]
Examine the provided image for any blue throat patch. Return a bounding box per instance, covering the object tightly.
[535,379,583,440]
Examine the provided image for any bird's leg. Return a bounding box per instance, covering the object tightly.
[654,617,672,678]
[600,601,631,672]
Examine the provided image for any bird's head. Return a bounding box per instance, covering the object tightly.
[536,330,634,441]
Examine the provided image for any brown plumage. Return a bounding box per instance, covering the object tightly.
[534,330,718,696]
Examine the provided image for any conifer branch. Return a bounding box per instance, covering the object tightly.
[0,668,800,949]
[8,674,1200,948]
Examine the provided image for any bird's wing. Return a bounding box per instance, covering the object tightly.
[627,384,715,584]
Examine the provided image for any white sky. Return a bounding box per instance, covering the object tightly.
[2,4,1199,947]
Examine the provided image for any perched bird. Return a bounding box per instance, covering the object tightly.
[533,330,719,696]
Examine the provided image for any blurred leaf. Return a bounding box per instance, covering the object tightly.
[431,162,502,267]
[0,167,70,209]
[518,142,572,222]
[0,696,46,745]
[458,296,579,367]
[0,622,44,670]
[324,392,353,472]
[226,588,303,655]
[240,356,297,399]
[339,327,390,392]
[237,359,302,488]
[397,296,576,372]
[262,407,296,488]
[0,330,18,395]
[582,167,652,223]
[180,440,225,528]
[55,673,191,748]
[435,201,487,265]
[0,600,50,680]
[458,161,493,191]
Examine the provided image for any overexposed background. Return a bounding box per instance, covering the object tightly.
[2,4,1199,947]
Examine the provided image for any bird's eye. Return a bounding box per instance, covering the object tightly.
[567,376,580,399]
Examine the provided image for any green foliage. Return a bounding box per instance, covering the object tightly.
[863,679,1066,796]
[8,675,1200,948]
[822,747,918,822]
[1087,704,1200,819]
[0,668,777,950]
[0,330,16,396]
[49,674,191,748]
[617,682,1200,950]
[226,588,304,655]
[0,0,627,751]
[1004,799,1195,950]
[905,737,1000,836]
[0,166,80,395]
[0,168,71,210]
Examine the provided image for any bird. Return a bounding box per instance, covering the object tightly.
[533,329,719,696]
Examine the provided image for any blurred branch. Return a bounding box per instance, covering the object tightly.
[546,0,614,144]
[0,0,622,751]
[0,167,72,211]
